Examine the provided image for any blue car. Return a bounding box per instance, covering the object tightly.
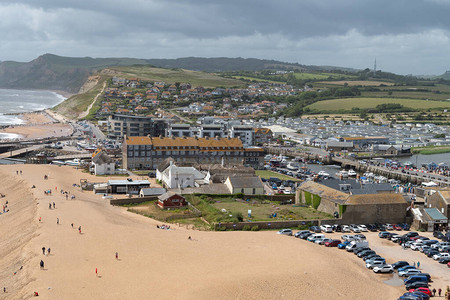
[398,265,417,273]
[338,240,350,249]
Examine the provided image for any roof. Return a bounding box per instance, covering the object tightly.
[300,181,349,205]
[343,136,387,141]
[92,151,113,164]
[140,188,166,196]
[163,165,205,180]
[152,137,199,148]
[438,191,450,203]
[345,193,407,205]
[227,176,264,189]
[326,141,354,147]
[107,180,150,186]
[126,136,152,145]
[157,158,175,172]
[424,208,448,221]
[158,191,184,201]
[254,128,272,134]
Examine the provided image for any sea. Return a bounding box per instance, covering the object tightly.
[0,89,66,139]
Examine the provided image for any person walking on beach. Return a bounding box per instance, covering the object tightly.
[433,288,436,296]
[39,260,44,269]
[417,261,420,269]
[115,252,118,260]
[42,247,45,255]
[20,170,22,175]
[71,223,73,228]
[47,248,51,256]
[53,202,55,209]
[439,288,442,297]
[39,217,41,222]
[95,268,98,276]
[78,226,81,234]
[49,203,51,209]
[57,218,59,225]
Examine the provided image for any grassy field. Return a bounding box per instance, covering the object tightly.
[230,76,280,83]
[318,80,394,86]
[110,66,245,88]
[211,198,333,222]
[53,75,108,118]
[305,97,450,112]
[255,170,300,181]
[411,145,450,155]
[292,72,356,80]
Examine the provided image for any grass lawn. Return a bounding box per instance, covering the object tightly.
[211,198,333,221]
[128,200,198,221]
[110,66,245,88]
[230,76,281,83]
[411,145,450,155]
[305,97,450,112]
[255,170,299,181]
[292,72,356,80]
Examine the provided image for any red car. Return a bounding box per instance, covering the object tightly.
[448,262,450,268]
[408,287,432,296]
[394,224,402,231]
[325,239,341,247]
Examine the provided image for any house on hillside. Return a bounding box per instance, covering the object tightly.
[157,192,187,209]
[224,176,265,195]
[157,160,206,189]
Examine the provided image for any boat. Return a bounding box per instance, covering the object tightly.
[348,169,357,177]
[335,171,349,178]
[287,161,300,170]
[66,158,82,166]
[318,171,330,177]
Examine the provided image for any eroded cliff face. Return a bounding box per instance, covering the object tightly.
[0,54,90,93]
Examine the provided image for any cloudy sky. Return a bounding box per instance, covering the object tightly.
[1,0,450,75]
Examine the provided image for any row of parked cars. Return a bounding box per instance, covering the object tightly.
[375,231,442,300]
[379,230,450,265]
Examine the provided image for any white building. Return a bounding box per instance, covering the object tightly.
[229,125,254,146]
[91,149,115,175]
[157,162,206,189]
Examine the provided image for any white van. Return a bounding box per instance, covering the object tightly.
[346,240,369,252]
[307,234,325,242]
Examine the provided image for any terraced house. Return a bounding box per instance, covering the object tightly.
[123,136,265,170]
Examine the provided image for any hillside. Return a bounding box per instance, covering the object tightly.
[0,54,152,93]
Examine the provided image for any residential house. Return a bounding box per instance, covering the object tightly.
[224,176,265,195]
[91,149,115,175]
[157,192,187,209]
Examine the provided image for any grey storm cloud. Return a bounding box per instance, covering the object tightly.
[2,0,450,74]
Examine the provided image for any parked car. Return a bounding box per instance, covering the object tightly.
[354,234,366,240]
[309,226,321,233]
[324,239,341,247]
[394,224,403,231]
[366,260,386,269]
[438,257,450,264]
[315,238,333,245]
[405,281,429,291]
[385,223,394,230]
[320,225,333,233]
[295,230,310,238]
[398,265,417,273]
[399,269,422,277]
[277,229,293,236]
[341,234,356,241]
[338,240,350,249]
[425,249,440,258]
[404,275,430,285]
[391,234,404,243]
[307,234,325,242]
[365,256,384,263]
[410,242,423,251]
[433,253,450,261]
[392,261,409,269]
[358,250,376,258]
[373,264,393,273]
[357,224,369,232]
[378,231,390,238]
[341,225,351,232]
[353,247,371,255]
[433,231,444,239]
[350,224,361,233]
[408,287,432,296]
[299,232,313,240]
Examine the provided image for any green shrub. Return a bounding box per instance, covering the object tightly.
[312,195,321,209]
[304,191,312,206]
[242,225,251,231]
[251,225,260,231]
[235,212,244,222]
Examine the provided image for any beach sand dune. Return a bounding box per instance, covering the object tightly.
[1,165,403,299]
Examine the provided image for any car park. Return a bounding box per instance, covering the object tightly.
[373,264,393,273]
[277,229,293,236]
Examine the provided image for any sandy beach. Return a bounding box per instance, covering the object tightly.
[0,164,407,299]
[0,111,72,140]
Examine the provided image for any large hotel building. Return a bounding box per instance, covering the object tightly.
[123,136,264,170]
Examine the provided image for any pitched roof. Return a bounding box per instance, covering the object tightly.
[438,191,450,203]
[227,176,264,189]
[345,193,406,205]
[158,191,184,201]
[300,181,349,204]
[92,151,113,164]
[126,136,152,145]
[423,208,448,221]
[140,188,166,196]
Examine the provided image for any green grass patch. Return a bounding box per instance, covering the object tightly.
[110,66,245,88]
[305,97,450,112]
[411,145,450,155]
[255,170,300,181]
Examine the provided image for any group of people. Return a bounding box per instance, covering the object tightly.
[1,200,9,214]
[156,224,171,230]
